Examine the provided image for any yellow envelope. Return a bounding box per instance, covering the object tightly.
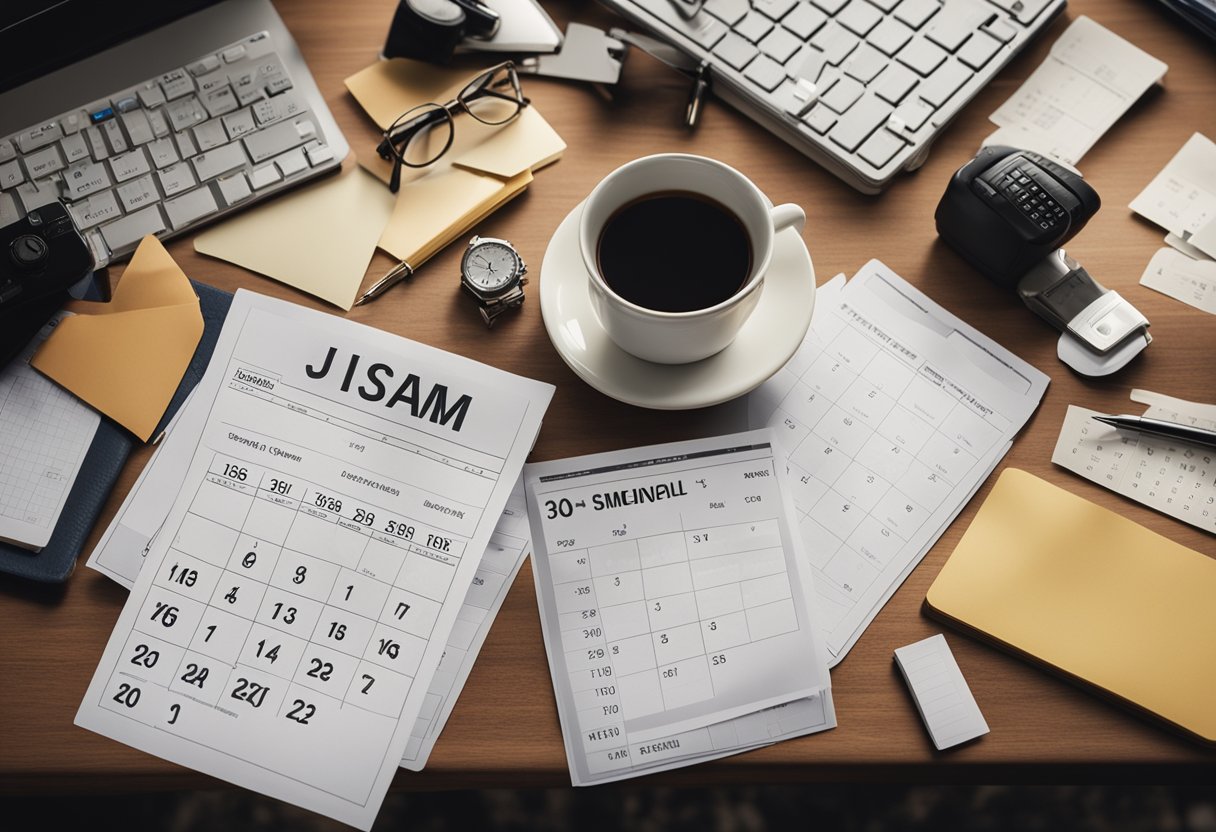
[345,58,565,270]
[31,236,203,442]
[194,167,395,310]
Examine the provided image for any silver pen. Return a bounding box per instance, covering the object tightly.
[1091,414,1216,449]
[354,260,414,306]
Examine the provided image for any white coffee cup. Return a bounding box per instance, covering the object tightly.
[579,153,805,365]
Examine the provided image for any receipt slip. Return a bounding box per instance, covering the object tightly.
[32,236,202,441]
[344,59,564,272]
[894,634,988,751]
[526,430,835,785]
[1130,133,1216,248]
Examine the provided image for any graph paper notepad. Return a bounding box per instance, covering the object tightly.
[0,313,100,551]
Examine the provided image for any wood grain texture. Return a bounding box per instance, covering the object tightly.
[1,0,1214,792]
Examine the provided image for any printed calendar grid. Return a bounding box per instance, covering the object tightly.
[97,450,479,799]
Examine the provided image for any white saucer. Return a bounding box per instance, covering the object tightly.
[539,200,816,410]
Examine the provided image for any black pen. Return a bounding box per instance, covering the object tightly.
[1091,414,1216,449]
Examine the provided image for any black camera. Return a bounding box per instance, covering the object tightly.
[383,0,501,64]
[0,201,95,367]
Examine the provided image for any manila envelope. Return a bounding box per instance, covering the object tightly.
[31,236,203,442]
[344,59,565,269]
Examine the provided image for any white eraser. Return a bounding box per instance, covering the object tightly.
[894,634,989,750]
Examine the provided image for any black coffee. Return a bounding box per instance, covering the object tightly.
[597,192,752,313]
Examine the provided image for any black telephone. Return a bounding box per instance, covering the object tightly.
[935,146,1150,376]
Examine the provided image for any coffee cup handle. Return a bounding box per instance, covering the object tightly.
[770,203,805,234]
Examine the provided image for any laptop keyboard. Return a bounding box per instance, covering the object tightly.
[0,31,336,266]
[606,0,1060,191]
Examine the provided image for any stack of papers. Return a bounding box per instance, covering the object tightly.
[76,290,553,828]
[1131,133,1216,314]
[525,430,835,785]
[984,16,1167,165]
[747,260,1049,664]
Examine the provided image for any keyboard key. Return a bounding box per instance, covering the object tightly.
[264,74,294,97]
[897,37,947,75]
[197,71,230,96]
[244,118,314,164]
[147,107,171,138]
[0,159,25,189]
[116,173,159,211]
[894,0,940,28]
[110,148,151,183]
[102,120,129,154]
[248,163,282,190]
[63,159,111,199]
[121,109,155,146]
[221,45,248,63]
[137,82,166,109]
[305,143,334,167]
[810,0,848,13]
[147,137,179,169]
[163,186,218,229]
[158,161,197,196]
[222,108,258,140]
[61,111,87,135]
[858,126,904,167]
[0,141,14,162]
[216,172,252,206]
[982,17,1017,42]
[925,2,985,51]
[869,16,914,54]
[26,145,65,179]
[713,31,760,71]
[843,43,888,83]
[193,118,229,152]
[892,95,934,130]
[174,130,198,159]
[705,0,749,24]
[99,204,166,251]
[872,62,919,103]
[166,96,208,132]
[68,189,122,229]
[736,11,775,42]
[60,134,90,165]
[251,93,305,126]
[957,30,1002,69]
[917,58,971,107]
[188,55,222,76]
[203,86,239,117]
[273,147,308,178]
[782,3,827,38]
[790,46,829,84]
[192,142,249,181]
[837,0,883,36]
[984,0,1050,24]
[114,96,139,114]
[83,126,108,160]
[759,26,803,63]
[230,71,265,107]
[811,22,859,64]
[16,122,63,153]
[18,177,62,212]
[160,69,195,101]
[804,103,838,133]
[754,0,798,20]
[745,54,788,91]
[829,94,891,151]
[820,76,863,111]
[0,191,19,226]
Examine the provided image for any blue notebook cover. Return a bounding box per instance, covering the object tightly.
[0,280,233,583]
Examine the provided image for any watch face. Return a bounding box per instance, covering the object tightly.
[464,242,518,293]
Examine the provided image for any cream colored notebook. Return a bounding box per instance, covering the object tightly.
[925,468,1216,746]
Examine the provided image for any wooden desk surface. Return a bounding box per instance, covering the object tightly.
[2,0,1215,794]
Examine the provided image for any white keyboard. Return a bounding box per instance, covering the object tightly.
[602,0,1065,192]
[0,31,338,266]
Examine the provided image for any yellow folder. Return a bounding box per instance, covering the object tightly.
[925,468,1216,746]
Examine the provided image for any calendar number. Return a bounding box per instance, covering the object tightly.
[168,704,181,725]
[711,654,727,666]
[230,677,270,708]
[286,699,316,725]
[113,683,141,708]
[353,508,376,526]
[661,667,678,679]
[181,663,209,688]
[130,644,159,668]
[167,562,197,587]
[224,586,239,604]
[293,566,307,584]
[241,551,257,568]
[394,602,410,619]
[271,602,297,624]
[426,533,451,552]
[313,493,342,512]
[255,639,280,663]
[544,498,573,519]
[376,638,400,659]
[223,464,248,482]
[327,622,346,641]
[150,601,178,627]
[268,478,292,495]
[385,520,414,539]
[306,659,334,681]
[360,674,375,694]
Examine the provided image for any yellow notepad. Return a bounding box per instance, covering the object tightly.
[925,468,1216,746]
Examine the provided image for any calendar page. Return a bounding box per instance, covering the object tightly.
[749,261,1049,664]
[526,430,834,785]
[1053,389,1216,533]
[76,291,553,829]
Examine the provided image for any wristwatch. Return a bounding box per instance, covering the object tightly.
[459,235,528,327]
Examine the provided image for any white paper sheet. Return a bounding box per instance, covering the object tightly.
[1130,133,1216,242]
[894,634,988,750]
[75,290,553,829]
[526,430,835,785]
[1052,390,1216,533]
[985,16,1167,165]
[1139,247,1216,314]
[0,312,99,550]
[748,261,1049,664]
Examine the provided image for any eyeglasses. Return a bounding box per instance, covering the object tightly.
[376,62,529,193]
